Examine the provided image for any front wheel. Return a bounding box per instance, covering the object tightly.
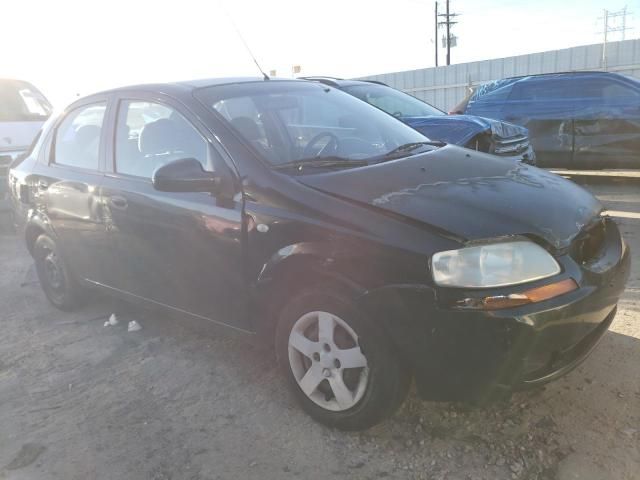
[275,288,411,430]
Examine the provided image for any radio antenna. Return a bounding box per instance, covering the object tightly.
[221,3,270,80]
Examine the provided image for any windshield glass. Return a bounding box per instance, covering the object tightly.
[342,83,443,118]
[195,81,428,167]
[0,80,52,122]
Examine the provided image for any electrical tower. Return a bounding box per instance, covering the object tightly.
[599,6,632,70]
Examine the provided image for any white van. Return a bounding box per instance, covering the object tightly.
[0,79,52,214]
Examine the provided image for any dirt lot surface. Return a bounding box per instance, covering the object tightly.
[0,184,638,480]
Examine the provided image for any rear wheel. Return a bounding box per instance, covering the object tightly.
[276,288,411,430]
[33,234,82,311]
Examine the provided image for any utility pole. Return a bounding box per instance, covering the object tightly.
[603,9,608,70]
[445,0,451,65]
[437,0,459,66]
[434,2,439,67]
[599,6,632,71]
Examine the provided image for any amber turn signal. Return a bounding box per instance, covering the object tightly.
[459,278,579,310]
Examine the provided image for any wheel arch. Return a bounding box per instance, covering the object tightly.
[25,214,54,255]
[251,243,367,341]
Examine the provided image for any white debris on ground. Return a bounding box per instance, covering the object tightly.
[103,313,119,327]
[127,320,142,332]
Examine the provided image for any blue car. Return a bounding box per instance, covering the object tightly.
[302,77,536,164]
[458,71,640,169]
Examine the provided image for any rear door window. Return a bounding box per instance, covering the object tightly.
[53,103,107,170]
[114,101,211,178]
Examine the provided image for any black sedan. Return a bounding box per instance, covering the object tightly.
[10,78,630,430]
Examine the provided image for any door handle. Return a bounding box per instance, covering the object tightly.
[37,180,49,191]
[109,195,128,210]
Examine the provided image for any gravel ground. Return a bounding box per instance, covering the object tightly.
[0,184,638,480]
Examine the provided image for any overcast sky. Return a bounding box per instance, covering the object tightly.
[2,0,637,107]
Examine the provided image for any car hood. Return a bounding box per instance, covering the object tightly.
[401,114,528,146]
[297,145,602,250]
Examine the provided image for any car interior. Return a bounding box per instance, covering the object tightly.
[115,108,209,178]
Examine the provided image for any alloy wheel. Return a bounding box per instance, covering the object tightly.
[288,311,369,412]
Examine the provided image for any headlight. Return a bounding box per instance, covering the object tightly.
[432,240,560,288]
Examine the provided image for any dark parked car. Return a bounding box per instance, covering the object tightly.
[302,76,536,164]
[10,78,630,430]
[457,71,640,169]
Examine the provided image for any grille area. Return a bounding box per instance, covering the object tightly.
[570,219,607,265]
[492,135,530,156]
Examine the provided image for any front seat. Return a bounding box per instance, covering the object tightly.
[137,119,179,177]
[139,119,176,155]
[231,116,263,143]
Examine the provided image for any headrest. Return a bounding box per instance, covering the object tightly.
[139,119,175,155]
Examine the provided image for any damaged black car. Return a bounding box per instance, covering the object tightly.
[10,78,630,430]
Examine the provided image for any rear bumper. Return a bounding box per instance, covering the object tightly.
[0,150,23,208]
[360,219,630,402]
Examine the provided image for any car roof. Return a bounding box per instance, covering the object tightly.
[299,76,388,88]
[0,78,38,87]
[66,77,309,108]
[92,77,302,96]
[470,71,639,100]
[500,71,630,82]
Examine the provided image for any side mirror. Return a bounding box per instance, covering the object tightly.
[152,158,222,193]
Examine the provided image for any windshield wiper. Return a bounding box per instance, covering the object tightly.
[378,141,445,160]
[272,157,369,172]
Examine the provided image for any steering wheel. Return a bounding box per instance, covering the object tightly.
[303,132,339,158]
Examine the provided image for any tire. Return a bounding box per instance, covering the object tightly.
[275,287,411,430]
[33,234,82,311]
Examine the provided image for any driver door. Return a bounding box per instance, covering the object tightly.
[100,94,248,330]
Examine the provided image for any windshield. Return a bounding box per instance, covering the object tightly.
[342,83,443,118]
[0,79,52,122]
[195,81,428,168]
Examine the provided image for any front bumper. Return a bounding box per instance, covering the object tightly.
[360,218,630,402]
[495,143,537,165]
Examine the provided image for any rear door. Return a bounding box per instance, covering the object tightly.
[572,76,640,169]
[504,78,575,168]
[30,98,112,284]
[100,93,248,330]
